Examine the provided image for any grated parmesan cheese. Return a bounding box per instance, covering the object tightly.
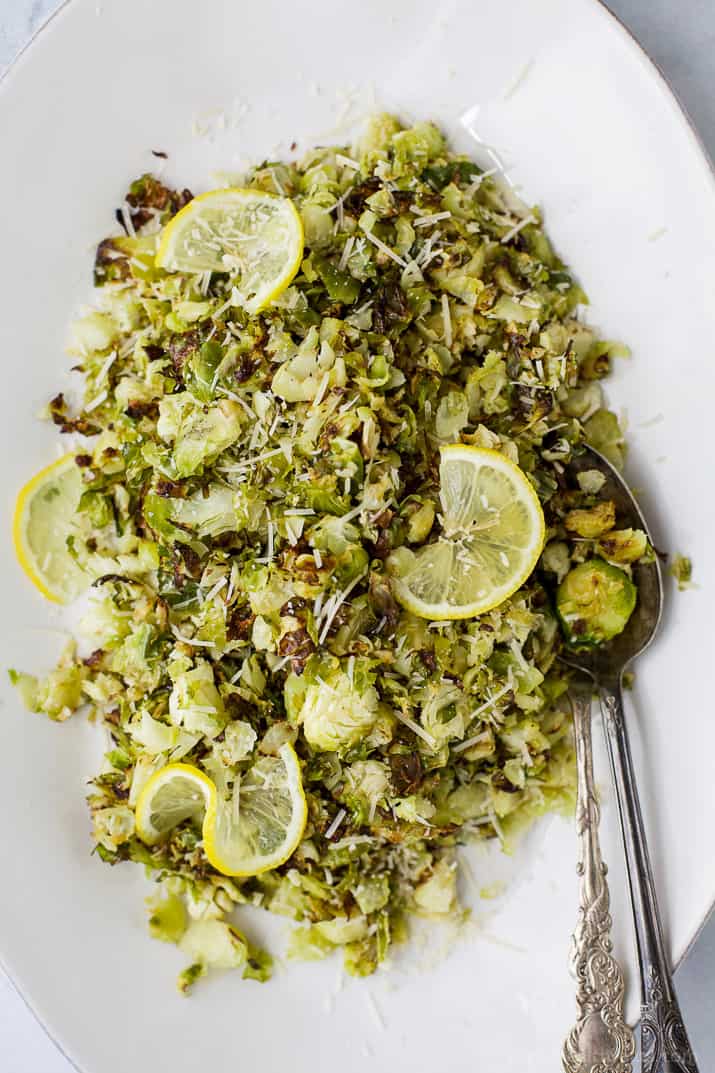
[441,293,453,347]
[500,213,537,245]
[318,570,367,645]
[85,390,107,412]
[361,228,407,268]
[324,808,347,840]
[335,152,360,170]
[413,210,452,227]
[394,710,437,749]
[338,235,355,272]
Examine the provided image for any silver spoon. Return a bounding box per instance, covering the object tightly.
[560,445,699,1073]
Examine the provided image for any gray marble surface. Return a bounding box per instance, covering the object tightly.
[0,1,713,1070]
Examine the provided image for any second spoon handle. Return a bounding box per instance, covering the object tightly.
[563,687,634,1073]
[599,679,699,1073]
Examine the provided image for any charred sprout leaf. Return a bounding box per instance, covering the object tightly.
[94,237,132,285]
[372,280,410,334]
[515,384,553,424]
[124,173,193,230]
[47,392,100,436]
[389,751,423,795]
[343,177,382,216]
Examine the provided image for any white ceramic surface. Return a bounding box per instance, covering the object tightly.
[0,1,713,1071]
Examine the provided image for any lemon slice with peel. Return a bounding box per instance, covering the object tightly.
[135,745,307,877]
[134,762,213,844]
[156,188,304,314]
[389,444,545,621]
[13,454,89,604]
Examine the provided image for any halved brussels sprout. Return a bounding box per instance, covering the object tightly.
[556,558,636,645]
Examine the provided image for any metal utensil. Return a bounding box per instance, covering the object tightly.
[560,445,699,1073]
[562,680,635,1073]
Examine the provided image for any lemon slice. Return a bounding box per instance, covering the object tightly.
[156,188,304,314]
[389,444,545,621]
[13,454,89,604]
[134,762,213,844]
[135,745,307,877]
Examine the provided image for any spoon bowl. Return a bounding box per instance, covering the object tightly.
[561,444,664,684]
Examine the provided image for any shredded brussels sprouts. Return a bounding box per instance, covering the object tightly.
[13,114,654,991]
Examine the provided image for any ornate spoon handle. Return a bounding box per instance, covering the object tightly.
[599,682,699,1073]
[562,688,636,1073]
